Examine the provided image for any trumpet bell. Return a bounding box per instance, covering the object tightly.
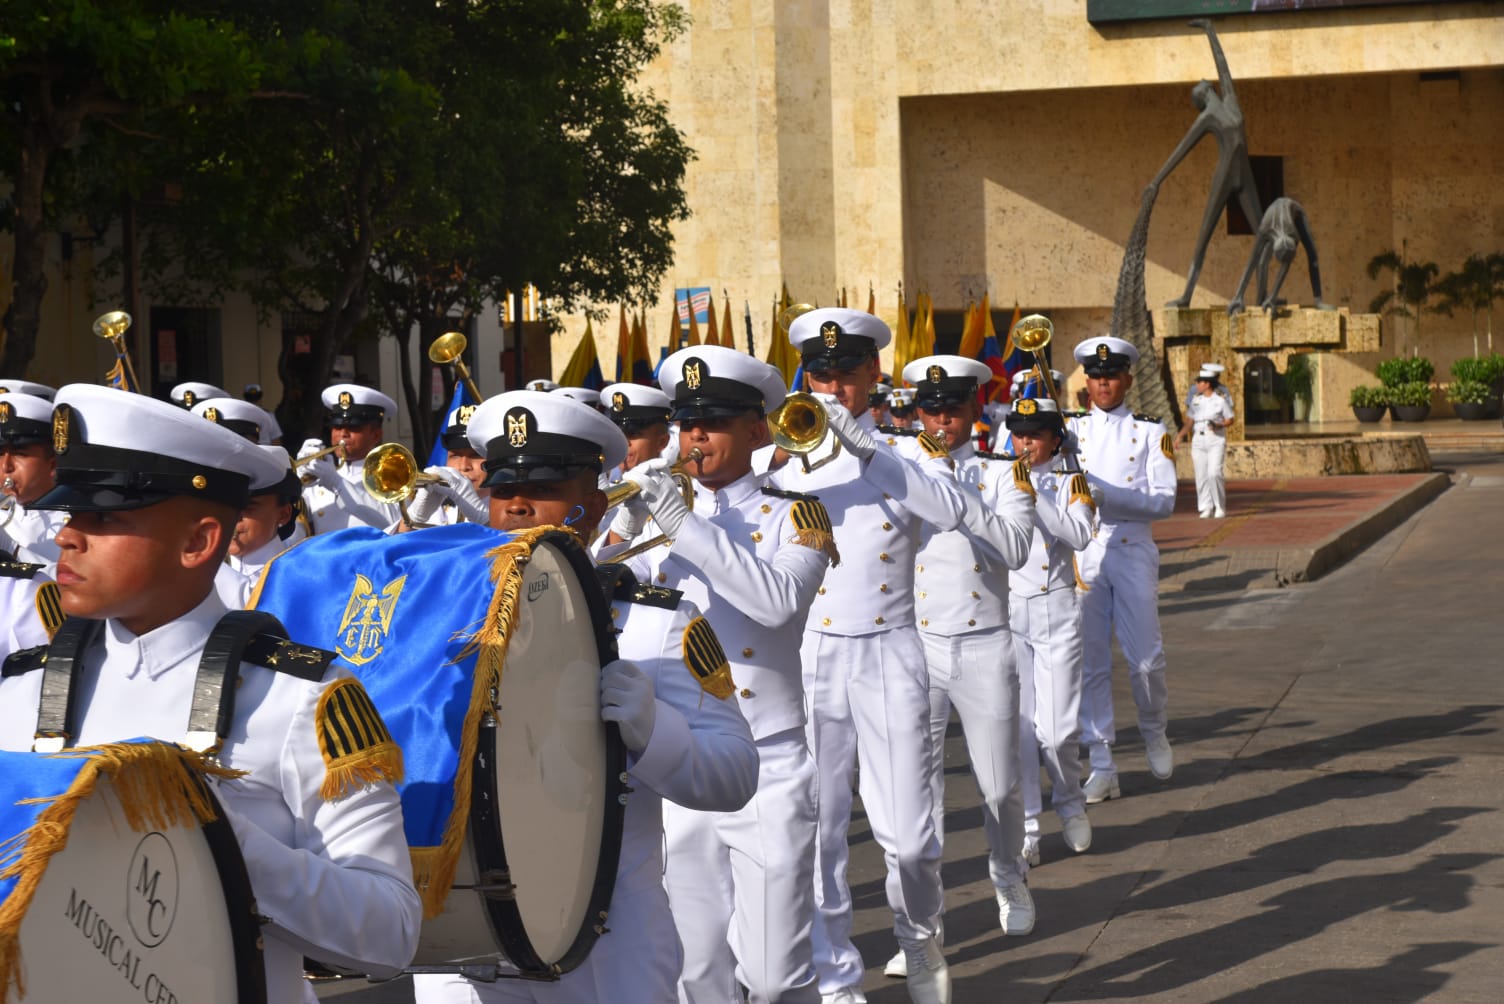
[93,311,133,341]
[767,392,828,454]
[1010,314,1053,353]
[363,442,437,504]
[428,330,468,366]
[776,303,817,336]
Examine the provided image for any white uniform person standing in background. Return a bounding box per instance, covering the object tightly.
[1066,337,1177,803]
[777,308,974,1004]
[606,346,835,1004]
[1177,365,1235,518]
[414,390,758,1004]
[901,354,1038,955]
[297,383,402,531]
[0,391,65,565]
[1004,397,1095,865]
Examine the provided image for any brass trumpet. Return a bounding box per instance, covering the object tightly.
[600,448,703,563]
[1007,314,1081,473]
[295,442,347,485]
[429,331,484,403]
[94,310,142,393]
[362,442,444,527]
[767,392,840,473]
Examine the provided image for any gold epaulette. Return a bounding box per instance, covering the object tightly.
[315,677,405,801]
[1011,457,1036,498]
[1160,432,1176,460]
[682,616,735,700]
[789,498,841,566]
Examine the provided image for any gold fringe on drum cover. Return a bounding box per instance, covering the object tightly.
[410,525,553,920]
[0,742,242,1000]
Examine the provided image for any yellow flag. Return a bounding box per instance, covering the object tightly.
[559,318,601,388]
[867,284,876,316]
[686,291,701,346]
[705,289,719,348]
[722,295,735,351]
[894,285,912,376]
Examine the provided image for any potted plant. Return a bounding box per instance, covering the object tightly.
[1450,354,1504,418]
[1284,354,1314,422]
[1447,379,1493,420]
[1349,385,1388,423]
[1389,381,1433,422]
[1377,355,1435,388]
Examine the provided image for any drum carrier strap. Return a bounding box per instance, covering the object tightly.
[32,616,105,752]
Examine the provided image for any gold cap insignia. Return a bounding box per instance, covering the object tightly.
[1015,398,1038,416]
[505,408,531,448]
[820,321,841,348]
[182,390,196,407]
[338,390,354,409]
[203,406,220,423]
[0,403,11,423]
[0,388,9,394]
[456,404,477,426]
[927,364,944,384]
[1096,343,1110,360]
[684,359,703,391]
[51,404,71,455]
[612,392,627,412]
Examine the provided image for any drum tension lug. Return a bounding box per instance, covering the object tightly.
[476,868,517,899]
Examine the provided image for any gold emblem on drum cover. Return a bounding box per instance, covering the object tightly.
[612,392,626,412]
[1015,398,1038,416]
[684,361,702,391]
[927,365,943,384]
[683,616,735,700]
[51,404,71,455]
[338,390,354,409]
[820,321,840,348]
[0,402,10,424]
[337,573,407,666]
[506,410,530,448]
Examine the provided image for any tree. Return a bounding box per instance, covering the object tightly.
[1434,254,1504,357]
[0,0,267,374]
[1367,244,1440,358]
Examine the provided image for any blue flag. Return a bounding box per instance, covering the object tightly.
[427,380,475,468]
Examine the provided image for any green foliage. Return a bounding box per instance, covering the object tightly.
[1376,356,1433,387]
[1349,385,1388,409]
[1283,354,1313,401]
[1449,353,1504,384]
[1388,381,1433,408]
[1367,247,1441,354]
[1445,379,1494,406]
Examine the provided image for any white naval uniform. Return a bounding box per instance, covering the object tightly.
[1008,456,1095,839]
[1,502,66,565]
[620,472,829,1004]
[414,580,759,1004]
[213,526,307,609]
[913,441,1034,892]
[303,454,401,532]
[773,414,969,995]
[1186,392,1234,517]
[0,571,60,740]
[1065,405,1177,775]
[0,592,422,1001]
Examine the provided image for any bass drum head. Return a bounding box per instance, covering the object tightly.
[473,531,625,975]
[15,774,264,1002]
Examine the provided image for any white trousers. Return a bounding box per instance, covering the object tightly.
[1192,432,1227,515]
[663,729,821,1004]
[801,628,942,995]
[1009,588,1087,833]
[411,881,682,1004]
[919,626,1026,888]
[1077,539,1169,773]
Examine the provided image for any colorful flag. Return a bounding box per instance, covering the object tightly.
[615,304,632,382]
[893,285,913,376]
[104,355,139,393]
[559,317,605,391]
[721,294,735,351]
[631,307,653,384]
[705,289,719,348]
[979,302,1031,404]
[867,284,876,316]
[765,286,800,386]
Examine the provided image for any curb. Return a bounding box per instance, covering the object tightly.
[1292,471,1450,583]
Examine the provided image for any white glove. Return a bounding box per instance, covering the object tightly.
[600,659,657,753]
[814,393,876,460]
[608,494,651,540]
[297,438,339,490]
[623,460,688,540]
[1089,484,1105,509]
[621,458,674,503]
[405,482,447,526]
[426,466,488,523]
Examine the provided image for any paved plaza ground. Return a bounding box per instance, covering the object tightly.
[323,438,1504,1003]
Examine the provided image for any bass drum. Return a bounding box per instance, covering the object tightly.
[414,530,628,978]
[10,760,264,1002]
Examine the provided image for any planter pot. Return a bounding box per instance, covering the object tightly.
[1391,405,1431,422]
[1454,401,1492,421]
[1291,397,1311,422]
[1352,406,1386,423]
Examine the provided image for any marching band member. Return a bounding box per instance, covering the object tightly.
[524,377,560,392]
[901,355,1038,956]
[242,382,286,443]
[607,346,834,1004]
[1066,337,1177,802]
[887,387,917,430]
[192,395,281,444]
[867,378,894,426]
[0,385,421,999]
[0,561,63,740]
[0,392,65,565]
[776,308,977,1004]
[297,383,402,532]
[214,446,308,608]
[0,379,54,399]
[414,390,758,1004]
[169,380,229,409]
[601,382,674,477]
[1004,398,1095,865]
[403,403,490,528]
[557,386,605,412]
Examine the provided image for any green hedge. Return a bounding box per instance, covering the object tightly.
[1377,356,1435,387]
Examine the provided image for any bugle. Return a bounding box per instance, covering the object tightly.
[93,310,142,393]
[362,442,444,528]
[1007,314,1081,473]
[429,331,484,403]
[600,449,703,563]
[295,442,347,484]
[767,392,840,473]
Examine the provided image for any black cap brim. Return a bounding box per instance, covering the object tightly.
[30,482,179,513]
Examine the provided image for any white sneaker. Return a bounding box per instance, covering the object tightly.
[1062,813,1093,852]
[1146,734,1174,780]
[821,990,868,1004]
[1213,508,1226,518]
[884,948,907,978]
[1082,770,1120,804]
[1023,837,1041,867]
[996,880,1036,935]
[1198,510,1212,518]
[903,937,950,1004]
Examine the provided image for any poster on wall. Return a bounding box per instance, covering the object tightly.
[1088,0,1451,24]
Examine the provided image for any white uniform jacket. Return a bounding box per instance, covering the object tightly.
[303,456,401,533]
[1010,455,1096,595]
[1066,404,1177,545]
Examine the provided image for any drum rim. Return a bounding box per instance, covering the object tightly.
[196,775,269,1004]
[469,529,628,978]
